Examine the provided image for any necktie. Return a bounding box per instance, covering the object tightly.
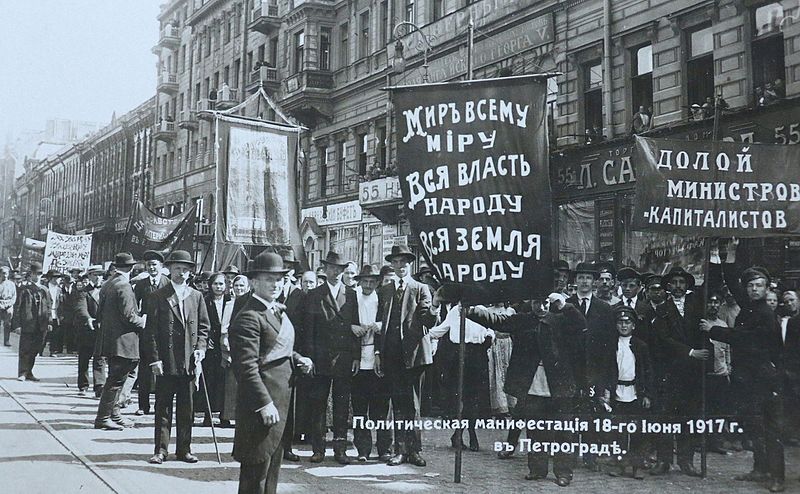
[396,279,405,301]
[580,298,588,315]
[627,298,632,307]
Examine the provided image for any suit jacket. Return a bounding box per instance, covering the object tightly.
[301,283,360,377]
[134,275,169,316]
[230,295,302,464]
[12,282,51,334]
[469,303,586,400]
[375,278,438,369]
[73,290,99,347]
[568,294,615,394]
[96,273,145,359]
[144,283,209,375]
[778,315,800,395]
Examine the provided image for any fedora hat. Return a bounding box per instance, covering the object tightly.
[320,251,349,267]
[665,266,695,288]
[44,269,61,279]
[113,252,137,267]
[222,265,241,275]
[29,261,43,274]
[354,264,381,280]
[385,245,416,263]
[86,264,104,275]
[246,252,289,277]
[142,250,165,262]
[163,250,196,267]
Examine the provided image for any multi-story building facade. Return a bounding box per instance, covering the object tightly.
[127,0,798,283]
[11,98,155,264]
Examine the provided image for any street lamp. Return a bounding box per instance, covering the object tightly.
[392,21,436,83]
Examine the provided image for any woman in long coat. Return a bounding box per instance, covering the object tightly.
[199,272,234,426]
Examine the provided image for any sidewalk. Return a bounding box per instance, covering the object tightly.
[0,331,798,493]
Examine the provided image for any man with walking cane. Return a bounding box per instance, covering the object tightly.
[144,250,210,464]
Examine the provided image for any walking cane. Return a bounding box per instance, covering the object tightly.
[200,368,223,464]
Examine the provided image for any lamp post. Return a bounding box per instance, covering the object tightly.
[392,21,436,83]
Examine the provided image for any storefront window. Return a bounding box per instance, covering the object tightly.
[329,226,359,264]
[365,223,383,267]
[558,200,597,267]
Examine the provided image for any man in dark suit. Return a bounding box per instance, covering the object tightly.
[301,251,361,464]
[12,261,51,381]
[144,250,210,464]
[374,245,439,467]
[230,252,313,494]
[133,250,169,416]
[779,291,800,444]
[701,261,785,492]
[94,252,146,431]
[468,294,586,486]
[73,275,100,394]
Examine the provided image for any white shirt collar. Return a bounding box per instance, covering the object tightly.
[170,280,189,300]
[327,279,342,298]
[395,275,412,289]
[118,271,131,283]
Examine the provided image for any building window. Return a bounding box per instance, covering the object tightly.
[687,24,714,116]
[433,0,444,21]
[631,44,653,133]
[269,37,278,66]
[359,11,370,59]
[233,59,240,87]
[340,23,349,68]
[225,17,232,43]
[294,31,305,73]
[376,125,387,170]
[583,62,603,141]
[366,223,383,266]
[329,226,359,267]
[223,65,230,86]
[379,1,388,46]
[753,3,786,106]
[337,140,347,194]
[357,132,368,176]
[404,0,415,22]
[557,200,597,266]
[318,146,328,199]
[258,44,266,65]
[320,28,331,70]
[180,45,186,71]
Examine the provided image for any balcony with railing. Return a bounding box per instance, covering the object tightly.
[153,119,176,142]
[157,24,180,50]
[280,70,333,125]
[246,64,280,94]
[177,110,198,131]
[215,86,239,111]
[157,71,178,94]
[249,1,280,34]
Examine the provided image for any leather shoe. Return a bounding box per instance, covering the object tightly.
[387,453,405,466]
[309,452,325,463]
[406,452,426,467]
[334,452,351,465]
[378,452,393,462]
[678,461,701,477]
[555,476,571,487]
[112,417,134,428]
[632,467,645,480]
[650,461,670,475]
[16,375,25,381]
[219,419,232,428]
[497,449,515,459]
[26,374,40,382]
[283,451,300,462]
[94,419,124,431]
[177,453,199,463]
[769,480,786,493]
[735,470,769,482]
[525,473,547,480]
[134,409,145,416]
[148,453,166,464]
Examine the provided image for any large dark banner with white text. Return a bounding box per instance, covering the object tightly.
[391,76,553,304]
[633,136,800,236]
[122,201,196,258]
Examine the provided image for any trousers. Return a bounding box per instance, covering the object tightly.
[307,374,351,454]
[238,446,283,494]
[96,356,138,422]
[351,371,391,458]
[153,375,194,456]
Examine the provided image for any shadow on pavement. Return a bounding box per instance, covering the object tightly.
[0,454,76,463]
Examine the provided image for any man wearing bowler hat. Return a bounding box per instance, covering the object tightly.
[94,253,147,430]
[301,251,361,464]
[12,261,51,381]
[230,251,313,494]
[375,245,439,467]
[134,250,169,416]
[144,250,210,464]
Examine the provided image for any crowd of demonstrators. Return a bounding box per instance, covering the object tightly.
[3,235,798,494]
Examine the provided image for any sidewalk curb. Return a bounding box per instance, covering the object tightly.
[0,349,130,494]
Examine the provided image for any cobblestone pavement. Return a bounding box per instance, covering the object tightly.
[1,334,798,493]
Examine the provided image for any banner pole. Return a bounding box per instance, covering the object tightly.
[454,301,467,483]
[212,115,221,271]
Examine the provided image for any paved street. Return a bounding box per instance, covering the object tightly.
[1,332,798,494]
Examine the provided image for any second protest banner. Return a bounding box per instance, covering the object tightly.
[633,136,800,236]
[391,76,553,303]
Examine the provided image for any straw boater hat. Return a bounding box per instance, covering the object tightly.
[385,245,416,263]
[320,251,348,267]
[112,252,137,268]
[163,250,196,267]
[246,252,289,277]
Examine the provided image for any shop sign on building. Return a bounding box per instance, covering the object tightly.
[359,176,402,206]
[301,200,363,226]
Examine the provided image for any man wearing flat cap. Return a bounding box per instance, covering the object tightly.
[134,250,169,416]
[12,261,51,381]
[375,245,439,467]
[94,253,147,430]
[301,251,361,464]
[144,250,210,464]
[229,251,313,494]
[700,246,785,492]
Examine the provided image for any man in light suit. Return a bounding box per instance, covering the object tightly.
[94,252,146,431]
[230,252,313,494]
[302,250,361,464]
[133,250,169,416]
[145,250,210,464]
[374,245,439,467]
